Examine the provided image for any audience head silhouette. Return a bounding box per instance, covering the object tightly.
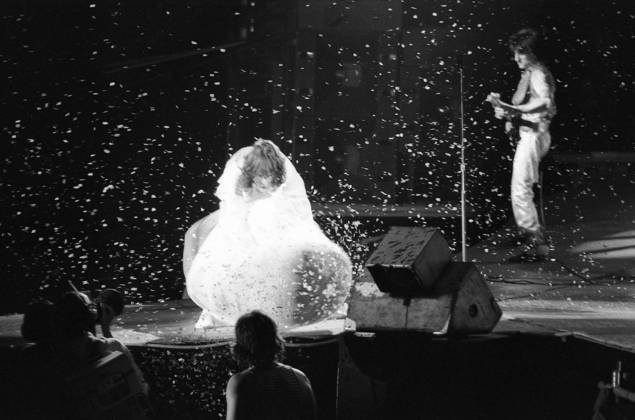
[226,311,317,420]
[21,299,55,344]
[232,310,285,368]
[55,291,97,339]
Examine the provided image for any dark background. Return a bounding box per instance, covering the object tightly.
[1,0,634,314]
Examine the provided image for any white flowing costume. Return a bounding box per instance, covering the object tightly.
[186,144,353,329]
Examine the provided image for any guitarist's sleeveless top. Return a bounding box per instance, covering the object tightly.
[522,62,556,126]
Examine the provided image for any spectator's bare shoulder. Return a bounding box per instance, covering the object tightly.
[290,366,312,386]
[226,370,248,395]
[92,334,127,354]
[105,336,126,349]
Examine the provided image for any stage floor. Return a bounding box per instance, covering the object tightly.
[471,171,635,353]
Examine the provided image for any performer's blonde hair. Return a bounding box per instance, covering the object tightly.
[240,139,286,190]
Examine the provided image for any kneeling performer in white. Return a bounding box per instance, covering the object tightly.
[184,139,353,329]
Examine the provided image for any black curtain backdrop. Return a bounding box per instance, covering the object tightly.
[1,0,633,314]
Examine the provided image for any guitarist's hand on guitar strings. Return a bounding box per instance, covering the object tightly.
[494,106,507,120]
[485,92,520,142]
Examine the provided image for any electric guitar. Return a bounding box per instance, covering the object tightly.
[485,92,520,143]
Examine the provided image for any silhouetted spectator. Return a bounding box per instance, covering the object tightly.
[21,299,56,344]
[54,291,149,393]
[10,299,67,419]
[46,291,151,419]
[11,291,149,419]
[226,310,318,420]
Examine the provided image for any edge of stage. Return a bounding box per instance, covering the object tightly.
[1,239,634,352]
[1,219,634,355]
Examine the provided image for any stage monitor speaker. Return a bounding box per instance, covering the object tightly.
[365,226,450,295]
[348,262,502,335]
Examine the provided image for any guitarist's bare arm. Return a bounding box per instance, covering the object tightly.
[487,91,549,116]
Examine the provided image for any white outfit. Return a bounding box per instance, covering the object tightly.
[511,64,556,234]
[186,144,352,329]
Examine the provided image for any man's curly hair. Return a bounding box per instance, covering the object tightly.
[508,28,539,55]
[232,310,285,368]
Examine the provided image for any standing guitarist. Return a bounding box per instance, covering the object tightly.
[487,28,556,262]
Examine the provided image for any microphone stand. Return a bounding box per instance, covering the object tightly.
[457,54,467,262]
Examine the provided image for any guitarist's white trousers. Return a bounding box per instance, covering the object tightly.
[511,125,551,235]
